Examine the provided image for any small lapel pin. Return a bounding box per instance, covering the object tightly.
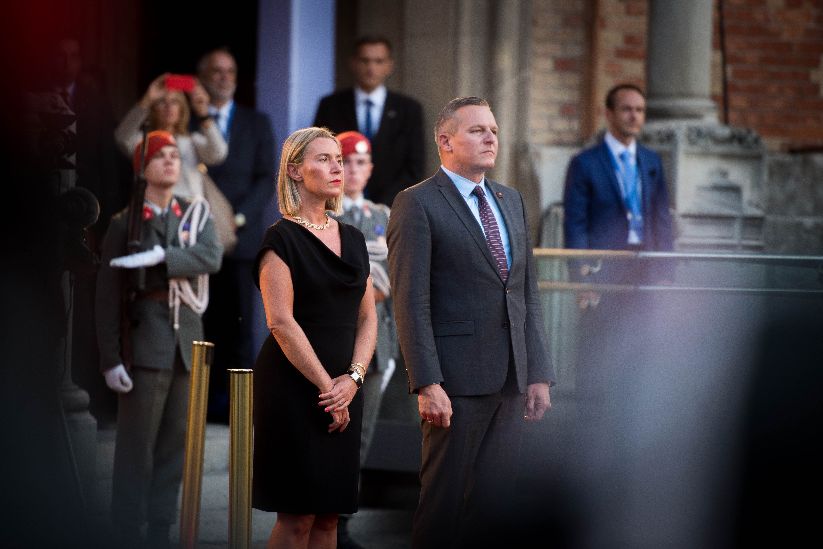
[496,192,503,199]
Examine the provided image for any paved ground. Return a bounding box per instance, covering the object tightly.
[91,423,416,548]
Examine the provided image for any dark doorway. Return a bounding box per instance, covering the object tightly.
[137,0,260,107]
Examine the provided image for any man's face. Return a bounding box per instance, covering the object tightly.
[605,89,646,143]
[199,51,237,104]
[439,105,498,182]
[54,38,82,86]
[343,152,373,198]
[144,146,181,188]
[350,43,393,93]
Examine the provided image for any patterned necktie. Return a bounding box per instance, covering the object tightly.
[363,99,374,139]
[619,150,643,241]
[472,185,508,282]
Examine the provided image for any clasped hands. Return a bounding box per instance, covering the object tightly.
[318,374,359,433]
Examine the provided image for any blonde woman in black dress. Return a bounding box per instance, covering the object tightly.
[253,127,377,548]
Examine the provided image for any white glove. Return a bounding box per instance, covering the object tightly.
[110,244,166,268]
[104,364,134,393]
[366,238,388,262]
[369,261,391,297]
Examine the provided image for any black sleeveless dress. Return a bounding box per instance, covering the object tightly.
[251,219,368,514]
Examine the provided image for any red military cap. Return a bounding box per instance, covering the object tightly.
[133,130,178,173]
[337,131,371,157]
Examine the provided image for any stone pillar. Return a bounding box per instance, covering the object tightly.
[646,0,716,121]
[644,0,765,252]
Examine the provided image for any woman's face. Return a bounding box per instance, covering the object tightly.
[291,137,344,202]
[153,93,182,130]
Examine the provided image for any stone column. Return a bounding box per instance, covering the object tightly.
[644,0,765,253]
[646,0,716,121]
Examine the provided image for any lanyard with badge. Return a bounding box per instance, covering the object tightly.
[608,148,644,241]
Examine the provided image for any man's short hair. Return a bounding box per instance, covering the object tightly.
[196,46,235,75]
[605,83,645,110]
[353,35,393,57]
[433,96,490,142]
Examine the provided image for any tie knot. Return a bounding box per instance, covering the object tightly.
[364,99,373,107]
[472,185,485,200]
[619,150,631,164]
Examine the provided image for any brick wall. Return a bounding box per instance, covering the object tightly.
[528,0,823,151]
[528,0,590,146]
[721,0,823,151]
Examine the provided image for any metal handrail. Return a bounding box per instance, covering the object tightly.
[533,248,823,296]
[534,247,823,268]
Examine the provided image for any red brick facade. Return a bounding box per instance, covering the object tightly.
[530,0,823,152]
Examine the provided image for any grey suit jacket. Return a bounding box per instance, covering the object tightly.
[96,198,223,372]
[387,169,554,396]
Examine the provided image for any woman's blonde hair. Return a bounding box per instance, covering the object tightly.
[277,127,343,217]
[149,91,190,135]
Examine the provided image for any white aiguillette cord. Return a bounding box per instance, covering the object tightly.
[168,197,211,330]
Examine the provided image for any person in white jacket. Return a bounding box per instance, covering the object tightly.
[114,73,227,200]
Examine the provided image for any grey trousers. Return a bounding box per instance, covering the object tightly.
[111,356,190,529]
[412,375,526,549]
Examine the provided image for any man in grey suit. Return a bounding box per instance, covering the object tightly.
[96,131,222,548]
[387,97,555,548]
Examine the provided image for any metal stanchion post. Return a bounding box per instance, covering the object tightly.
[229,369,253,549]
[179,341,214,549]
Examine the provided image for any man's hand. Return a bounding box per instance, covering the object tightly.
[110,245,165,269]
[524,382,551,421]
[418,384,452,428]
[104,364,134,393]
[576,290,600,310]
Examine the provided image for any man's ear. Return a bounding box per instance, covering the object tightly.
[437,132,452,152]
[287,163,302,181]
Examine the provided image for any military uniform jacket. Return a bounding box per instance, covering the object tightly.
[96,198,223,372]
[334,199,397,373]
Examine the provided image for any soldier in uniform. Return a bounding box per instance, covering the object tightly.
[332,131,398,549]
[95,130,222,548]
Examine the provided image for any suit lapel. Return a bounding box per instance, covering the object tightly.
[374,91,397,143]
[343,89,358,132]
[487,180,520,276]
[227,104,244,146]
[434,170,501,279]
[636,145,654,221]
[596,141,626,212]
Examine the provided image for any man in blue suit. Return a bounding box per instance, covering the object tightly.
[197,47,276,421]
[563,85,675,542]
[563,83,674,285]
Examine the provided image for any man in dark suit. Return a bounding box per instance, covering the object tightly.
[387,97,555,548]
[562,83,674,285]
[197,47,276,421]
[314,35,424,207]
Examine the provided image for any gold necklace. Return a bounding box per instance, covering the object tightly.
[291,214,331,230]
